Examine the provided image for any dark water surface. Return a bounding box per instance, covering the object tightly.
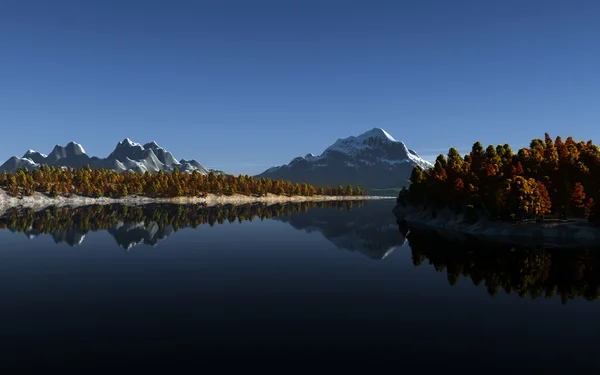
[1,200,600,370]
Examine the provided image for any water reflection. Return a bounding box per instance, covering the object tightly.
[7,200,600,304]
[404,224,600,304]
[0,201,375,250]
[273,200,406,259]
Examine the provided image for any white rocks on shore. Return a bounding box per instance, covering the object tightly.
[0,189,394,216]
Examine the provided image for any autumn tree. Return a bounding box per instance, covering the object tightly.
[403,133,599,222]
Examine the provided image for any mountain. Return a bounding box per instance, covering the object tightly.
[0,138,216,175]
[1,156,40,172]
[255,128,432,189]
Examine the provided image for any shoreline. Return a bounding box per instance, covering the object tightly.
[393,203,600,247]
[0,190,394,215]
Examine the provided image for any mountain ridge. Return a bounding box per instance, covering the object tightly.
[255,127,432,189]
[0,138,215,175]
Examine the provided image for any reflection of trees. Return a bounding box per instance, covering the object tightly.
[405,226,600,304]
[0,200,366,246]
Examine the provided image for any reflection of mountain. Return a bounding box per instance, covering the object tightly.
[107,222,174,250]
[19,228,87,246]
[273,200,406,259]
[18,222,174,250]
[404,225,600,304]
[0,201,369,250]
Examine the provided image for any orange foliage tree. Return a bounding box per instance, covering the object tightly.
[0,167,367,199]
[399,133,600,222]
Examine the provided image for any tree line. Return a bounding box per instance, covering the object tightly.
[404,225,600,304]
[0,200,366,234]
[0,166,367,199]
[398,133,600,222]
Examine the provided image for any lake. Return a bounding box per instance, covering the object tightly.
[1,200,600,370]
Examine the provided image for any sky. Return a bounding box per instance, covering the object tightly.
[1,0,599,175]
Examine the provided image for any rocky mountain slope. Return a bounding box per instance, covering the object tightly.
[255,128,432,189]
[0,138,214,175]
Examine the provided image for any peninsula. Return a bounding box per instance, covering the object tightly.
[0,166,392,213]
[393,133,600,245]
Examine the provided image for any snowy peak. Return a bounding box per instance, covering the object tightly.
[65,141,86,156]
[22,150,47,164]
[0,156,39,172]
[117,138,144,151]
[1,139,217,175]
[108,139,178,168]
[45,141,90,165]
[47,145,67,161]
[143,142,179,166]
[123,138,141,147]
[322,128,431,169]
[108,139,146,162]
[325,127,405,155]
[357,127,396,142]
[179,159,209,174]
[24,149,47,157]
[256,128,432,189]
[143,141,161,150]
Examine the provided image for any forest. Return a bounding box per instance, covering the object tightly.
[0,200,366,234]
[0,166,367,199]
[398,133,600,223]
[403,225,600,304]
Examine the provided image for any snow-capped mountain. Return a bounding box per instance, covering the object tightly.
[0,138,216,175]
[0,156,40,172]
[255,128,432,189]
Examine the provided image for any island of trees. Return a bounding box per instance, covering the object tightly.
[397,133,600,223]
[0,166,367,199]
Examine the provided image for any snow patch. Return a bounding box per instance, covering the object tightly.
[123,138,142,147]
[67,141,86,155]
[26,150,48,158]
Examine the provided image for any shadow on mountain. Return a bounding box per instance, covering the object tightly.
[272,200,407,259]
[404,224,600,304]
[0,201,372,251]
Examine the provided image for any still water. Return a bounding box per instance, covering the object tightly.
[1,200,600,370]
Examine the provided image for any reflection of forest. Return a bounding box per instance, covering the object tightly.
[0,201,366,249]
[403,223,600,304]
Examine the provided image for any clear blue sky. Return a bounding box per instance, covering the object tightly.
[1,0,599,175]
